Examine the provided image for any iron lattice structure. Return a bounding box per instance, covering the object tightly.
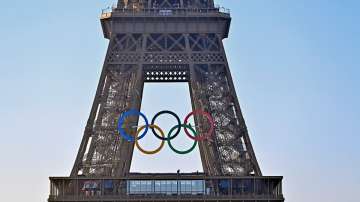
[49,1,284,201]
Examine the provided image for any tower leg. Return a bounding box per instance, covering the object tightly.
[189,63,261,176]
[71,62,144,177]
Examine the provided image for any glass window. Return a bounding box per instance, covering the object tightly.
[255,179,269,195]
[243,179,255,194]
[192,180,204,193]
[128,180,153,194]
[218,180,230,195]
[154,181,161,193]
[128,180,205,195]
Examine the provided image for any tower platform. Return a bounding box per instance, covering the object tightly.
[49,173,284,202]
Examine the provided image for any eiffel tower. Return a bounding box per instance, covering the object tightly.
[49,1,284,201]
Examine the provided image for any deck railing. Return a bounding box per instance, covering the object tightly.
[101,5,230,19]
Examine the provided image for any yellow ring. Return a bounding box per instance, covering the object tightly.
[135,125,165,155]
[123,118,133,136]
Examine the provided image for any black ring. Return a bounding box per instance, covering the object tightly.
[151,110,181,141]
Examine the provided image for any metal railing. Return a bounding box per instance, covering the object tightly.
[101,4,230,17]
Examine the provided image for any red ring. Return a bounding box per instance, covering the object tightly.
[184,110,215,141]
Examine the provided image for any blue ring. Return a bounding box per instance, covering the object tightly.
[117,109,149,142]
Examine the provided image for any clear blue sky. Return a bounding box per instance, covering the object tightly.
[0,0,359,201]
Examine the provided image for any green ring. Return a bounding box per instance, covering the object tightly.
[167,124,198,155]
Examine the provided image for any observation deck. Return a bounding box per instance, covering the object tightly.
[100,5,231,39]
[49,173,284,202]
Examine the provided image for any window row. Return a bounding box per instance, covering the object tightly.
[127,180,205,194]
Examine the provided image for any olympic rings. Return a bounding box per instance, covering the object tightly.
[184,110,215,141]
[167,124,198,155]
[151,110,181,141]
[135,125,165,155]
[116,109,215,155]
[117,109,149,142]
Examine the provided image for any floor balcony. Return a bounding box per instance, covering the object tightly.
[49,173,284,202]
